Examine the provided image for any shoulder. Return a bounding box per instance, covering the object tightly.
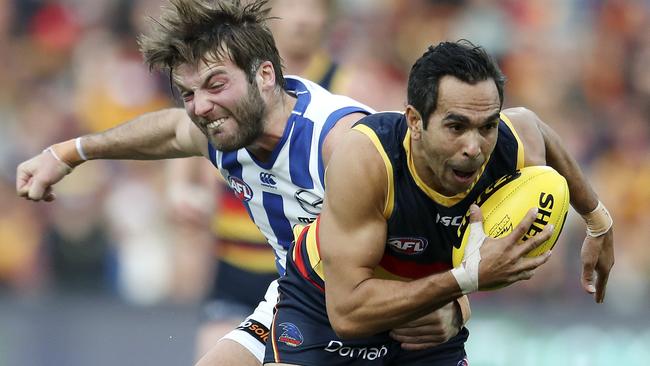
[325,127,389,213]
[501,107,546,166]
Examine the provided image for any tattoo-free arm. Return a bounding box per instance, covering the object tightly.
[16,108,208,202]
[503,107,614,303]
[320,130,465,339]
[82,108,208,160]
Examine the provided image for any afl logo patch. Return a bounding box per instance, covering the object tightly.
[228,176,253,201]
[387,237,428,255]
[277,322,303,347]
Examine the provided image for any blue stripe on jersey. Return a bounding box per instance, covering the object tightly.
[317,107,371,187]
[286,78,311,115]
[221,150,242,178]
[288,118,315,189]
[208,142,218,167]
[275,257,285,276]
[263,191,293,251]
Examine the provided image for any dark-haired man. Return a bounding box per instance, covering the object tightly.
[264,41,614,365]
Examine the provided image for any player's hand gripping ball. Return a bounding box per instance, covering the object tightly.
[453,166,570,268]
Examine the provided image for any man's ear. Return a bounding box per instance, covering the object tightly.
[405,105,424,140]
[257,61,276,90]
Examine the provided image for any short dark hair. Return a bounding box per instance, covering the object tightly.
[407,40,506,126]
[138,0,285,88]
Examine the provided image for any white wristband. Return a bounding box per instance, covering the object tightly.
[452,221,485,294]
[583,201,613,237]
[44,147,72,170]
[75,137,88,161]
[451,267,475,295]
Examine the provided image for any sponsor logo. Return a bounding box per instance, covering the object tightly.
[228,176,253,202]
[324,341,389,361]
[435,213,463,226]
[387,237,428,255]
[522,192,554,242]
[235,319,270,345]
[277,322,303,347]
[298,217,317,224]
[260,172,277,188]
[294,189,323,215]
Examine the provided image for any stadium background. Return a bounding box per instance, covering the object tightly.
[0,0,649,365]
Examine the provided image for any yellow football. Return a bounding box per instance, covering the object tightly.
[453,166,570,268]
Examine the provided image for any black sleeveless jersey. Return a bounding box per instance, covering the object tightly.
[352,112,523,280]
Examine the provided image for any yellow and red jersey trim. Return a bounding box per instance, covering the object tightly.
[291,218,325,291]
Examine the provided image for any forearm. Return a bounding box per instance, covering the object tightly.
[329,271,463,339]
[82,108,198,160]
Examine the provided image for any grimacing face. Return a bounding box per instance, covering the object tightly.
[412,76,501,196]
[173,57,266,152]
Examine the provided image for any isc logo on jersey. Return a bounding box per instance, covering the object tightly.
[388,237,428,255]
[228,176,253,201]
[435,213,463,226]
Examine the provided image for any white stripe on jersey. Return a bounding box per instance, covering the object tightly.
[208,76,374,274]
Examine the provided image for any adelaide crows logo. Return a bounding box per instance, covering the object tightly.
[277,322,303,347]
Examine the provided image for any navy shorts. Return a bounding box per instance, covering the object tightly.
[264,243,469,365]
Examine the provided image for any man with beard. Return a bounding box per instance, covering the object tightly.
[15,1,468,365]
[164,0,399,361]
[264,41,615,365]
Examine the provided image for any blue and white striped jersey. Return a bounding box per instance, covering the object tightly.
[208,76,374,274]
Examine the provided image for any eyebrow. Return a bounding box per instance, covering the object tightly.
[173,68,227,93]
[443,112,501,125]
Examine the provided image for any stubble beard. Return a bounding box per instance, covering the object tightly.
[208,83,267,152]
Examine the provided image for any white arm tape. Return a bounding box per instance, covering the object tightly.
[75,137,88,161]
[583,201,613,237]
[451,221,485,294]
[44,147,72,170]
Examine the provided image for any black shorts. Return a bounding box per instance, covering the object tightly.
[264,244,469,365]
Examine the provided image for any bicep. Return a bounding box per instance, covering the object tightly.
[320,131,388,304]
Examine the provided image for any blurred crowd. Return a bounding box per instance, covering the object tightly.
[1,0,649,316]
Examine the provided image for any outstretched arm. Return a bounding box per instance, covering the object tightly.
[320,128,553,339]
[16,108,207,201]
[503,107,614,303]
